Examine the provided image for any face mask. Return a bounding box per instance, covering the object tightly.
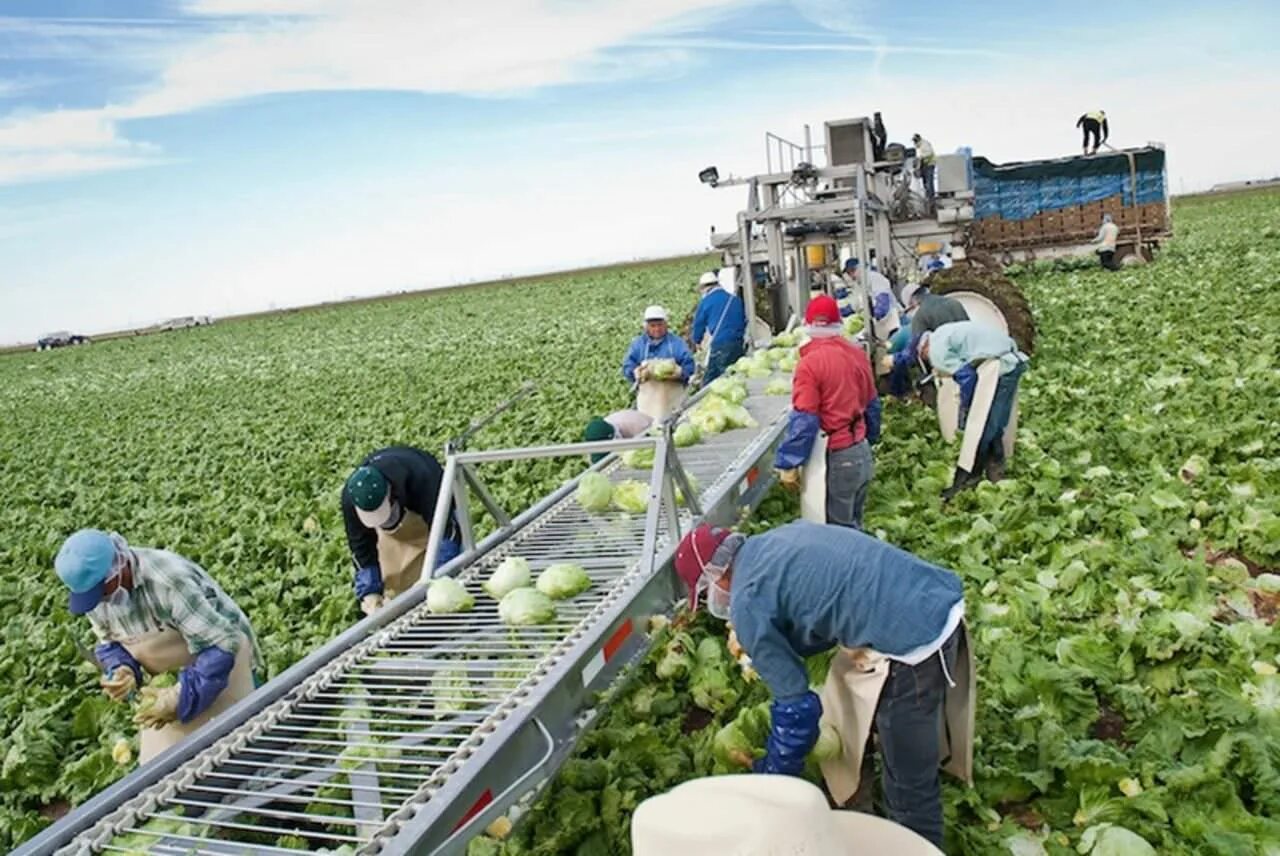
[103,584,130,610]
[697,571,732,620]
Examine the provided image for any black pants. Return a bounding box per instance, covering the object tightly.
[1099,249,1117,270]
[1081,119,1101,152]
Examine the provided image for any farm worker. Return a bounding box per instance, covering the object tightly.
[344,446,463,616]
[1077,110,1109,155]
[919,321,1029,497]
[880,287,971,398]
[1094,214,1120,270]
[691,270,747,384]
[837,257,899,342]
[774,296,881,530]
[871,111,888,161]
[630,775,942,855]
[912,133,936,203]
[583,409,653,463]
[54,529,263,765]
[623,305,696,420]
[672,520,974,849]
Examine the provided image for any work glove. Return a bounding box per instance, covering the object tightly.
[776,467,802,493]
[134,684,181,729]
[727,627,743,660]
[101,666,138,702]
[754,691,822,776]
[878,354,895,373]
[361,593,385,616]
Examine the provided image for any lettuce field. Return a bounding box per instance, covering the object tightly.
[3,189,1280,853]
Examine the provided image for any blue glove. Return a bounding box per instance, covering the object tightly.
[865,396,882,445]
[872,291,893,321]
[95,641,143,685]
[955,364,978,411]
[839,303,855,318]
[775,410,820,470]
[354,565,384,600]
[754,691,822,776]
[177,645,236,723]
[833,287,850,300]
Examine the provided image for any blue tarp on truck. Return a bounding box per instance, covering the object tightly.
[972,147,1167,222]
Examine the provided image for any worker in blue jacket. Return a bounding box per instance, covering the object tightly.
[622,305,696,386]
[673,521,972,848]
[691,271,747,384]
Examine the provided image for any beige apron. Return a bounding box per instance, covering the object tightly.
[124,628,254,764]
[818,624,976,803]
[376,508,430,599]
[799,432,829,523]
[635,379,685,421]
[957,359,1020,472]
[935,377,961,442]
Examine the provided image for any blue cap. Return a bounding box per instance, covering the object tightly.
[844,258,859,270]
[55,529,117,614]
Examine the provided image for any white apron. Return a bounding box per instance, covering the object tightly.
[124,628,255,764]
[799,432,829,523]
[956,359,1019,473]
[635,379,685,421]
[818,625,976,804]
[376,508,431,599]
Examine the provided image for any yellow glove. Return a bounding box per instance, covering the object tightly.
[361,593,385,616]
[727,627,744,660]
[878,354,895,373]
[777,467,802,493]
[100,666,137,702]
[635,364,650,383]
[134,684,181,729]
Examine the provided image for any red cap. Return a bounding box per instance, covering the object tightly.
[804,295,840,326]
[674,524,731,609]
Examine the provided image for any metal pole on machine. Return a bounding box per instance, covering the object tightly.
[853,164,874,358]
[737,179,758,349]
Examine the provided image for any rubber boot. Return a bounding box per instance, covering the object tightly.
[942,468,977,502]
[985,455,1006,483]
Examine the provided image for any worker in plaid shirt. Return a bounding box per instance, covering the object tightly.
[54,529,263,763]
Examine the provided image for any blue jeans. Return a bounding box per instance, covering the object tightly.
[875,628,960,847]
[825,440,873,530]
[704,338,745,384]
[435,535,463,569]
[888,358,912,398]
[979,361,1026,464]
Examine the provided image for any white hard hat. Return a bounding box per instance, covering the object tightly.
[643,305,668,322]
[698,271,719,288]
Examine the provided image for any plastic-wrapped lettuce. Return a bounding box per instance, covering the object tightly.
[622,447,655,469]
[843,314,864,335]
[707,376,748,404]
[673,422,701,447]
[764,377,791,396]
[722,403,758,429]
[498,587,558,626]
[647,358,681,380]
[484,556,531,599]
[426,577,474,614]
[612,479,649,513]
[778,351,799,373]
[772,330,798,347]
[535,563,592,599]
[690,407,727,435]
[575,472,613,512]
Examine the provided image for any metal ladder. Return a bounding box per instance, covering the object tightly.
[21,379,790,856]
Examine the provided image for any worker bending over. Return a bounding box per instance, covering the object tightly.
[920,321,1029,497]
[344,445,461,616]
[1076,110,1109,155]
[775,296,881,530]
[673,521,973,849]
[1094,214,1120,270]
[691,270,747,385]
[583,409,653,463]
[55,529,263,764]
[882,287,969,399]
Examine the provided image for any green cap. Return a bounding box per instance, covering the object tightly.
[584,418,615,443]
[347,466,389,511]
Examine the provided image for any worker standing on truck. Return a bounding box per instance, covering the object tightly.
[872,111,888,161]
[775,296,881,530]
[691,270,747,385]
[583,409,653,463]
[880,287,970,399]
[912,134,936,205]
[920,321,1029,497]
[1094,214,1120,270]
[54,529,263,765]
[1076,110,1109,155]
[344,446,462,616]
[672,520,974,849]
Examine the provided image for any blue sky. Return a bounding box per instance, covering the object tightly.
[1,0,1277,343]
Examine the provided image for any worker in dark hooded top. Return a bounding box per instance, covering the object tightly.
[343,446,462,616]
[880,286,970,398]
[583,410,653,463]
[672,521,973,849]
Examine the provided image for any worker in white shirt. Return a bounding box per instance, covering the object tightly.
[912,134,936,205]
[1094,214,1120,270]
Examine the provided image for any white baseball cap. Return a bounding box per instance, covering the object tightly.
[643,305,668,322]
[697,271,719,288]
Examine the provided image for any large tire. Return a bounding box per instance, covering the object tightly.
[926,265,1037,355]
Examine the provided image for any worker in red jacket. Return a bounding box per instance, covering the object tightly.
[774,295,881,529]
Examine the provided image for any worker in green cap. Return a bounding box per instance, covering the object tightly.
[343,446,461,616]
[583,409,653,463]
